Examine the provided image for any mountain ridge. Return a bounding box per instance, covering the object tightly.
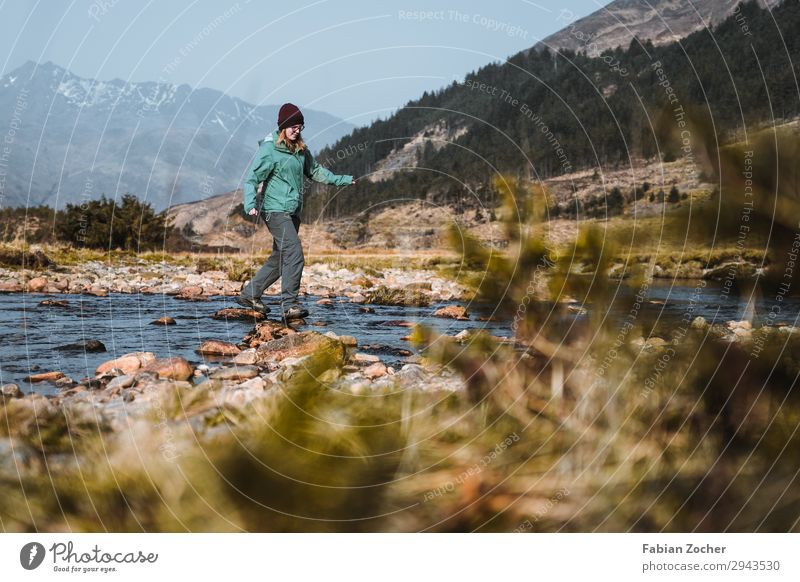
[0,60,355,211]
[534,0,780,56]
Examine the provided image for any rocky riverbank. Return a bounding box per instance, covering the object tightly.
[0,318,466,442]
[3,306,797,434]
[0,259,467,303]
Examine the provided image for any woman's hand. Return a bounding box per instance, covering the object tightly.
[248,208,258,216]
[351,177,357,185]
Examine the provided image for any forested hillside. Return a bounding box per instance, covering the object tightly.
[307,0,800,220]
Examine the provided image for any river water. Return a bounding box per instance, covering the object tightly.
[0,292,508,395]
[2,280,798,395]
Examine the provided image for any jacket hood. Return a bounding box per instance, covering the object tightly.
[257,131,276,147]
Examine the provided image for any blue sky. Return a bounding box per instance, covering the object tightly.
[0,0,602,126]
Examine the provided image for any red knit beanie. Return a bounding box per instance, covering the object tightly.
[278,103,304,130]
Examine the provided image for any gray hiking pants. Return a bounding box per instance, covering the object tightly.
[240,212,304,308]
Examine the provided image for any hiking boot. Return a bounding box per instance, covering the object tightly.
[282,305,309,321]
[234,296,270,313]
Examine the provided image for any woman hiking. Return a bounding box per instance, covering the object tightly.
[236,103,355,322]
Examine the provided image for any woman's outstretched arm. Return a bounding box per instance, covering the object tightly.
[304,150,355,186]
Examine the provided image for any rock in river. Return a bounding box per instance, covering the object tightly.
[24,371,66,383]
[256,331,344,364]
[142,357,194,381]
[1,383,24,399]
[212,308,267,322]
[57,339,107,353]
[27,277,48,292]
[196,340,241,357]
[433,305,469,320]
[210,365,259,381]
[362,362,388,380]
[96,352,155,376]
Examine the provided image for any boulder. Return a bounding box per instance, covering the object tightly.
[353,352,380,364]
[96,354,143,376]
[106,375,136,391]
[360,344,412,357]
[84,286,108,297]
[691,316,708,329]
[210,365,259,381]
[236,376,266,392]
[233,349,258,365]
[27,277,48,292]
[211,308,266,322]
[241,320,296,348]
[362,362,387,380]
[177,285,206,300]
[433,305,469,320]
[338,335,358,347]
[1,383,23,399]
[151,317,177,325]
[142,357,194,381]
[316,298,334,306]
[255,331,344,364]
[453,330,472,342]
[383,320,416,328]
[397,364,428,387]
[24,371,66,383]
[57,339,106,352]
[39,299,69,307]
[0,281,23,293]
[196,340,241,357]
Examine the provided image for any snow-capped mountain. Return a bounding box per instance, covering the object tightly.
[0,61,355,211]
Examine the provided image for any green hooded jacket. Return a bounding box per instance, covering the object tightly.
[243,130,353,215]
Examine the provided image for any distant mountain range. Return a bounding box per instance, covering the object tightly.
[536,0,780,56]
[0,61,354,211]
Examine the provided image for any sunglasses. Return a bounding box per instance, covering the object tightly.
[287,124,304,132]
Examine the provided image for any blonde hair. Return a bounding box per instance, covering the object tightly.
[277,129,306,153]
